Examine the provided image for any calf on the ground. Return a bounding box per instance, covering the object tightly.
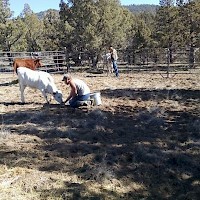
[13,58,42,73]
[17,67,63,104]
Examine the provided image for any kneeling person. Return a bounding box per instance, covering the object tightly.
[62,74,90,108]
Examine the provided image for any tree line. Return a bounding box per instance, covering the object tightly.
[0,0,199,66]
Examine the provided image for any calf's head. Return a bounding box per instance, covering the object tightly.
[53,90,63,104]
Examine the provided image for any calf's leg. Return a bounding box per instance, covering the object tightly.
[41,89,49,104]
[19,84,26,103]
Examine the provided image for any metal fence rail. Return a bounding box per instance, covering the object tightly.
[0,48,199,77]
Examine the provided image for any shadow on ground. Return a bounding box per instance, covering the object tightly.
[0,88,199,199]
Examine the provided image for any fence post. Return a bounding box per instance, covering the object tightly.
[167,48,170,78]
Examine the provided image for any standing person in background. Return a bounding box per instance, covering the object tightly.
[62,74,90,108]
[109,46,119,77]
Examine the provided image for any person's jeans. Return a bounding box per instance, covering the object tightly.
[69,93,90,108]
[112,60,119,77]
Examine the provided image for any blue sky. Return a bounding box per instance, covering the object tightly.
[10,0,159,17]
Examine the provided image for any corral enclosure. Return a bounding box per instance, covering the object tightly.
[0,51,200,199]
[0,48,200,75]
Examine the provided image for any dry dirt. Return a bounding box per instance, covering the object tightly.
[0,71,200,200]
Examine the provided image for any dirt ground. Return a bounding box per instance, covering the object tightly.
[0,71,199,200]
